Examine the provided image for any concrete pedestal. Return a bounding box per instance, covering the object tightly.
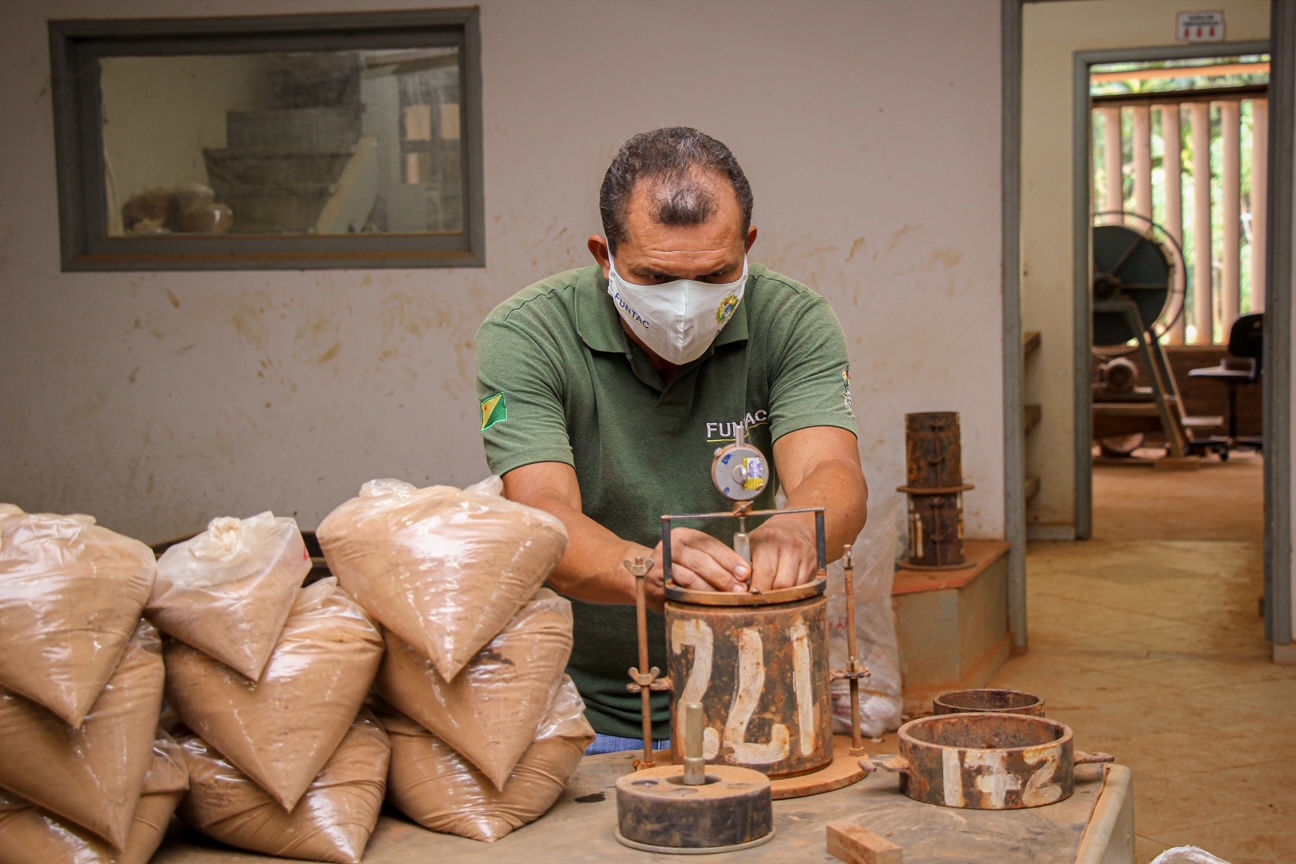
[892,539,1011,715]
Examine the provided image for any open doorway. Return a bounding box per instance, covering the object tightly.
[1081,53,1269,545]
[1076,46,1269,494]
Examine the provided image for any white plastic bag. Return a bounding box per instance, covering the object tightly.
[385,675,595,842]
[164,578,384,811]
[826,497,903,737]
[376,588,573,790]
[150,511,309,681]
[0,508,156,727]
[317,476,568,682]
[1149,848,1232,864]
[178,711,390,864]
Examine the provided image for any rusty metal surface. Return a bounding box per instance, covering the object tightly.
[888,714,1080,810]
[896,413,974,569]
[624,557,665,767]
[933,689,1046,717]
[901,412,967,489]
[666,592,832,779]
[665,579,825,606]
[902,492,967,568]
[614,763,773,851]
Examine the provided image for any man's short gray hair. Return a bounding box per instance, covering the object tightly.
[599,127,754,253]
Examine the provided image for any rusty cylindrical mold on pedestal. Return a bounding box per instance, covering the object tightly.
[869,714,1114,810]
[665,580,833,780]
[897,411,974,570]
[903,412,967,488]
[933,688,1045,717]
[903,493,965,568]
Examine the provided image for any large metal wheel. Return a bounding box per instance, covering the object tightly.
[1091,212,1186,356]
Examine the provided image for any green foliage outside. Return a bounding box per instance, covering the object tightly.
[1091,57,1269,343]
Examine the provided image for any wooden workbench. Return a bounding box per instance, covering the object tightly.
[153,736,1134,864]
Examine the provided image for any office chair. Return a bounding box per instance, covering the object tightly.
[1186,312,1263,460]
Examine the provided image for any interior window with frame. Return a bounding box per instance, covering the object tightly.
[49,8,483,271]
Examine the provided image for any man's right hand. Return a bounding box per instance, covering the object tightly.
[502,463,753,614]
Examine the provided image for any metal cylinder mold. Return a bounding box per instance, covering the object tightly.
[933,688,1046,717]
[903,412,966,489]
[873,713,1112,810]
[897,411,974,570]
[665,581,833,780]
[615,764,774,853]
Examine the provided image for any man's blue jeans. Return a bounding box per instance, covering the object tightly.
[586,734,671,755]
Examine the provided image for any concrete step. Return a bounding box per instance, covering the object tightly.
[226,106,362,153]
[216,185,335,233]
[205,149,354,190]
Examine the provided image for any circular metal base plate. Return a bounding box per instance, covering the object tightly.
[615,764,773,851]
[897,558,978,572]
[614,828,776,854]
[768,740,871,799]
[665,578,825,606]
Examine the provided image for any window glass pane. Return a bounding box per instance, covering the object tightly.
[101,47,463,237]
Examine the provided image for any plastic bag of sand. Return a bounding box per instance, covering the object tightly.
[377,588,573,790]
[164,577,384,812]
[385,675,595,842]
[149,511,310,681]
[317,477,568,682]
[177,711,390,864]
[0,730,189,864]
[0,619,166,851]
[0,508,156,728]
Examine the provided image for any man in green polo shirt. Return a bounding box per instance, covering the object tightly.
[476,126,868,753]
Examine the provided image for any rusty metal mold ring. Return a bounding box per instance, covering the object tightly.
[664,578,826,606]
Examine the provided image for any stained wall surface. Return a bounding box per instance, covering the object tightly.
[0,0,1004,545]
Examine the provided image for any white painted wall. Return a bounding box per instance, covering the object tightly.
[1021,0,1270,531]
[0,0,1004,546]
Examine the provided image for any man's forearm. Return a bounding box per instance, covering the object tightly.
[534,497,649,606]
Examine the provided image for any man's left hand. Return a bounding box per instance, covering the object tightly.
[747,515,819,591]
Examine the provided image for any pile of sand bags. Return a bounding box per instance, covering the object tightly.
[0,478,592,857]
[0,506,173,860]
[155,513,388,863]
[320,477,593,842]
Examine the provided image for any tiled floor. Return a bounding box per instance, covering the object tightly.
[993,452,1296,864]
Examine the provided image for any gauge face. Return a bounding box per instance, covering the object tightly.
[711,443,768,501]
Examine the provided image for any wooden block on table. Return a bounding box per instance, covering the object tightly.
[826,822,903,864]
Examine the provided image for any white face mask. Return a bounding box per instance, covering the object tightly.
[606,256,748,365]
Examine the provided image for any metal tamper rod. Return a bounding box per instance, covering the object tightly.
[624,556,667,768]
[842,546,866,756]
[681,702,706,785]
